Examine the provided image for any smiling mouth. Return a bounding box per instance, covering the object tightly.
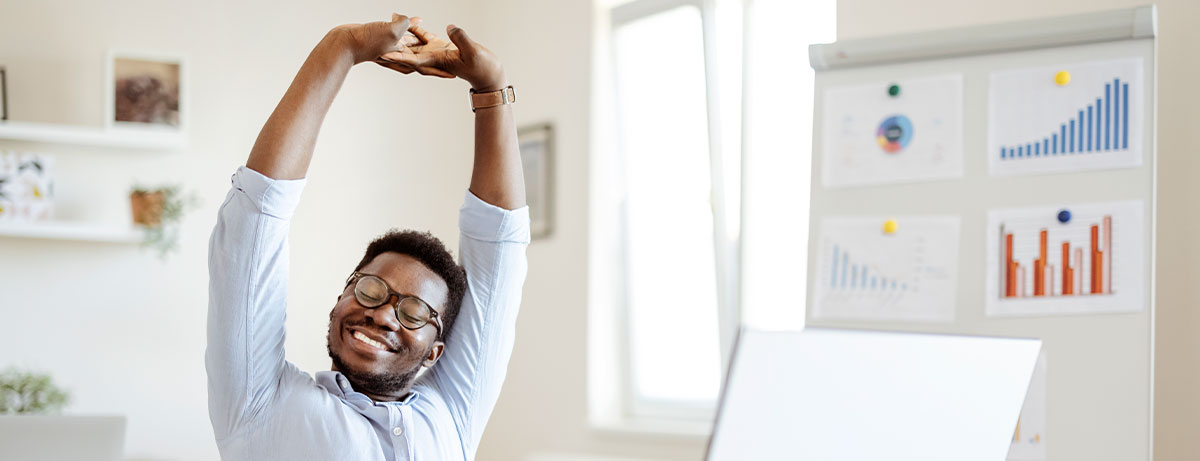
[351,330,391,352]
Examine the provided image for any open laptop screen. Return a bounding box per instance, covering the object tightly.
[0,415,125,461]
[706,328,1040,461]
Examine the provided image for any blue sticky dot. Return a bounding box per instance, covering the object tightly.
[1057,209,1071,224]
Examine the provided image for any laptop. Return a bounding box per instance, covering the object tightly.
[706,328,1040,461]
[0,415,125,461]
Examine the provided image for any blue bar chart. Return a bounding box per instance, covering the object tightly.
[988,58,1143,176]
[814,217,960,322]
[830,244,909,293]
[998,79,1129,160]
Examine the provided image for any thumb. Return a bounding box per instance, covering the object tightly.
[446,24,476,54]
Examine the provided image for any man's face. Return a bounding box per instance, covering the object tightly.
[327,252,448,398]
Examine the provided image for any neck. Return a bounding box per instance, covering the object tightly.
[329,363,415,402]
[360,388,411,402]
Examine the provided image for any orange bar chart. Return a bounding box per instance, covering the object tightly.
[1000,215,1113,299]
[989,201,1143,316]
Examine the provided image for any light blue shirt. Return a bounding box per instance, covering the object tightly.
[206,166,530,460]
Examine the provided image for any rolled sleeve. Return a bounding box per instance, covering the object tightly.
[420,190,529,456]
[206,165,306,440]
[458,191,531,244]
[231,166,307,220]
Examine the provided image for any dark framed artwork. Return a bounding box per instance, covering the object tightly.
[1,66,8,121]
[518,123,554,239]
[106,51,185,131]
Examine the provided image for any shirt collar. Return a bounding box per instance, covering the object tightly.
[315,370,421,407]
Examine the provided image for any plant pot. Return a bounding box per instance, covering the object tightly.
[130,190,165,226]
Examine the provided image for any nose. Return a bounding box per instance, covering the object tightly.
[364,301,403,331]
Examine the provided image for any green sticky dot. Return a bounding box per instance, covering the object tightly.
[887,84,900,97]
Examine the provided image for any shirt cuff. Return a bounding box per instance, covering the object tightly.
[459,191,531,244]
[231,166,307,220]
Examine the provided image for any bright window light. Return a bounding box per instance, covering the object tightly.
[613,4,723,405]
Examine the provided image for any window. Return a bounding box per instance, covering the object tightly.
[590,0,835,430]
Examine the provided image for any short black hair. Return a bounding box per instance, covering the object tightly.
[355,229,467,341]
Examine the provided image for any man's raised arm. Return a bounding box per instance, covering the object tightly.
[380,21,525,209]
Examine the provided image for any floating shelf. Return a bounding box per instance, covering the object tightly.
[0,220,141,243]
[0,120,186,150]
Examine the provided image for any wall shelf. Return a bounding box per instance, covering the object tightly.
[0,220,141,243]
[0,120,186,150]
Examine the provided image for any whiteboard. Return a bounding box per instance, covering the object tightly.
[805,7,1155,461]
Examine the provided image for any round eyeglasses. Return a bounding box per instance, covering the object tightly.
[344,272,443,337]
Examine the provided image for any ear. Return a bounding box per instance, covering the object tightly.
[422,341,445,368]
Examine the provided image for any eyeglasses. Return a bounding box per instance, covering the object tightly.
[344,272,442,337]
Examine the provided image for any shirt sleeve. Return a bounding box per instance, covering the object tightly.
[421,191,530,458]
[205,166,306,441]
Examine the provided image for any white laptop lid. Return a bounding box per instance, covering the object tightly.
[0,415,125,461]
[706,328,1040,461]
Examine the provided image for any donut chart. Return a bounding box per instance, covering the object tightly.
[876,114,914,153]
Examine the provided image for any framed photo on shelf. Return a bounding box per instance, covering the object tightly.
[518,123,554,239]
[105,50,185,132]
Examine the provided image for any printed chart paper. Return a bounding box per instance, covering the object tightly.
[1008,352,1047,461]
[986,201,1144,316]
[989,58,1144,176]
[813,216,960,322]
[821,74,963,187]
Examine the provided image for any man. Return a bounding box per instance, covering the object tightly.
[206,14,528,460]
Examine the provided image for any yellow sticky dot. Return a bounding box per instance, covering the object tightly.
[883,219,898,235]
[1054,70,1071,86]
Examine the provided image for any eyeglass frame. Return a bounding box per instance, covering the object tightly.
[343,271,444,338]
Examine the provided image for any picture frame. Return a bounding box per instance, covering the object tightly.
[105,50,185,132]
[518,123,554,239]
[1,66,8,121]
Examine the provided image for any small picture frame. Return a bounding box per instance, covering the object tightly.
[518,123,554,239]
[106,50,185,132]
[1,66,8,121]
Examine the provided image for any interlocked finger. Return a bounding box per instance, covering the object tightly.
[375,59,416,74]
[407,17,440,45]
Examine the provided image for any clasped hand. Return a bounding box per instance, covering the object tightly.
[334,14,506,92]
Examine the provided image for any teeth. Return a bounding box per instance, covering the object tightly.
[353,331,388,351]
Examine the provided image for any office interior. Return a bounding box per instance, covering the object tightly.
[0,0,1197,460]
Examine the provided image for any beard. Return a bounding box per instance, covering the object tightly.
[327,318,430,397]
[328,343,422,396]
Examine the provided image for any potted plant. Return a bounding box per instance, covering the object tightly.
[0,368,69,414]
[130,184,199,258]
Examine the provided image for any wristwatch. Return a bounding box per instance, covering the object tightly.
[470,86,516,112]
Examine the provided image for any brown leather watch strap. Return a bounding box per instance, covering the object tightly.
[470,86,516,112]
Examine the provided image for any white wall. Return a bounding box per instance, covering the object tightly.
[836,1,1200,459]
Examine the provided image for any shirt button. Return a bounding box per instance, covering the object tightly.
[392,426,403,436]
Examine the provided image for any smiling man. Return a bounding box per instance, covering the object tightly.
[206,14,528,460]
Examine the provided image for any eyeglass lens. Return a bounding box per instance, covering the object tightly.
[354,275,431,329]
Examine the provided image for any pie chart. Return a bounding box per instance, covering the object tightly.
[876,114,913,153]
